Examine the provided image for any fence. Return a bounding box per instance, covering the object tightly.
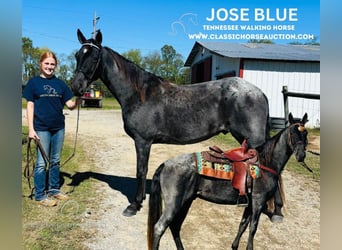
[282,85,320,127]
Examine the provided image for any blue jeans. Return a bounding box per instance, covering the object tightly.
[34,129,65,201]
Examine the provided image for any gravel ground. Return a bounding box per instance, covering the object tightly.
[28,109,320,250]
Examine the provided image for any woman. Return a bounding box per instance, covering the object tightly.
[23,51,80,207]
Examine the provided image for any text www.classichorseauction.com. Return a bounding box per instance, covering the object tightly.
[170,8,315,41]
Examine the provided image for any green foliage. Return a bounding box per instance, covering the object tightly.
[248,39,274,44]
[22,126,95,249]
[122,49,145,67]
[159,45,186,83]
[22,35,190,89]
[143,50,163,75]
[22,37,40,84]
[289,36,320,45]
[122,45,191,84]
[22,37,77,87]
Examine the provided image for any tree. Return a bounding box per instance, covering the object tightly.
[22,37,41,85]
[159,45,185,83]
[54,52,78,85]
[176,67,191,85]
[143,50,163,76]
[122,49,145,68]
[23,36,190,91]
[289,36,320,45]
[248,39,274,44]
[141,45,190,84]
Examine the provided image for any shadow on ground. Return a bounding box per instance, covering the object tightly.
[61,171,152,203]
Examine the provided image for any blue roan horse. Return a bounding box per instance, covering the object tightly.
[72,29,271,216]
[147,113,309,250]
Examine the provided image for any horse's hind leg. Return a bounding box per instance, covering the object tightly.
[152,202,187,250]
[232,206,251,250]
[263,181,284,223]
[169,200,193,250]
[152,215,170,250]
[271,185,284,223]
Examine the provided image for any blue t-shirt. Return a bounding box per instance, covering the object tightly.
[23,75,74,131]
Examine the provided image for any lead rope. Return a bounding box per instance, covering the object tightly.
[24,138,50,198]
[61,103,80,166]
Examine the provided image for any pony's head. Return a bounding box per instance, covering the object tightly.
[287,112,309,163]
[72,29,103,96]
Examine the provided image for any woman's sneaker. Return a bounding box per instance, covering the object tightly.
[53,192,69,201]
[37,198,57,207]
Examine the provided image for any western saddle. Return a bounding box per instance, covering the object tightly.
[207,139,258,207]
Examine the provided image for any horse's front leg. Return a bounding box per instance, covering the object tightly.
[232,206,251,250]
[246,198,264,250]
[122,139,152,217]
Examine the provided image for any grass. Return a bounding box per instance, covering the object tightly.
[286,128,320,180]
[22,126,96,249]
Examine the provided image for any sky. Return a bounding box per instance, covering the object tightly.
[22,0,320,61]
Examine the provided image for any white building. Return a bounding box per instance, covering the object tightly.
[184,41,320,128]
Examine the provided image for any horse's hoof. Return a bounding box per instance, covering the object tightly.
[122,205,137,217]
[271,215,284,223]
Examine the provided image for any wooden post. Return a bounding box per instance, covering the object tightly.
[282,85,320,127]
[282,86,289,127]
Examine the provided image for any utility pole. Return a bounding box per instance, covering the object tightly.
[92,11,100,39]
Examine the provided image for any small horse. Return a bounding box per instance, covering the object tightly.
[147,113,308,250]
[72,29,271,216]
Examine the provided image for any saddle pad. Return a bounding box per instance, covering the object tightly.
[194,152,260,180]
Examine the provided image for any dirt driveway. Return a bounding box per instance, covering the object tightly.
[62,109,319,250]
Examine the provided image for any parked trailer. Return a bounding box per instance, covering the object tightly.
[81,96,103,108]
[80,83,103,108]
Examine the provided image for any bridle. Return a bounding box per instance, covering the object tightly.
[287,123,307,152]
[258,122,307,176]
[76,42,102,82]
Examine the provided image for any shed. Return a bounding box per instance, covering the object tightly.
[184,41,320,128]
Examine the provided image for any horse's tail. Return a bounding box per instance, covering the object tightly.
[266,174,286,212]
[147,164,164,250]
[278,174,286,210]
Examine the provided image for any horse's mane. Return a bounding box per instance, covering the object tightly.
[257,127,288,166]
[105,47,171,101]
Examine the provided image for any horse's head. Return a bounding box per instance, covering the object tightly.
[287,112,309,163]
[72,29,103,96]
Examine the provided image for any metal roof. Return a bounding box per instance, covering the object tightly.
[184,41,320,66]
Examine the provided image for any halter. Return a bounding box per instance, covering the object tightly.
[287,123,307,151]
[77,42,102,81]
[82,42,101,50]
[258,122,307,177]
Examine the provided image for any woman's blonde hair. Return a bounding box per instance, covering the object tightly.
[39,51,58,66]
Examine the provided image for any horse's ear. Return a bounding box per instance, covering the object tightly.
[288,112,294,124]
[77,29,87,44]
[301,113,309,125]
[95,30,102,45]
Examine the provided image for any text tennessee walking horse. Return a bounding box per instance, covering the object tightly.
[72,29,271,216]
[147,113,309,250]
